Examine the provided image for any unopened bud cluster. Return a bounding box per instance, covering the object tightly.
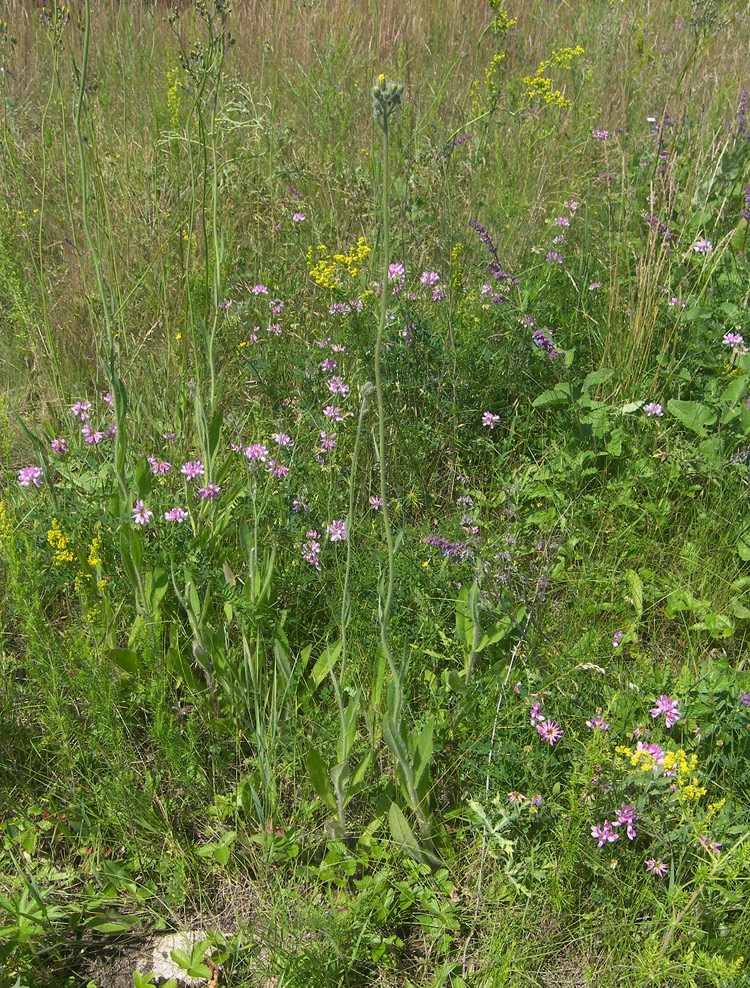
[372,74,404,129]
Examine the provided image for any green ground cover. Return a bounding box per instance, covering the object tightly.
[1,1,750,985]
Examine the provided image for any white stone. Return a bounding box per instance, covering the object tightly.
[150,931,208,985]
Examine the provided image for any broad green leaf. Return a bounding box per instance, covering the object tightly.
[310,641,342,688]
[625,569,643,620]
[105,648,143,678]
[667,399,716,438]
[307,748,337,812]
[582,368,613,391]
[213,845,230,866]
[170,949,191,970]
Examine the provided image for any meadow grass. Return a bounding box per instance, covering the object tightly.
[1,1,750,986]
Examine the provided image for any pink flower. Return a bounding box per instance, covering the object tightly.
[132,500,153,525]
[244,443,269,463]
[697,835,722,854]
[537,719,564,745]
[613,804,640,841]
[586,715,610,731]
[327,519,347,542]
[635,741,666,767]
[650,695,682,728]
[327,377,350,397]
[591,821,619,846]
[292,212,306,222]
[420,270,440,286]
[723,332,744,347]
[530,700,544,725]
[148,457,171,475]
[267,460,289,479]
[252,284,269,294]
[612,631,623,647]
[273,432,293,447]
[323,405,344,421]
[644,402,663,417]
[18,466,43,487]
[51,438,68,453]
[645,858,668,876]
[70,401,91,420]
[164,507,188,522]
[81,423,104,444]
[198,483,222,499]
[180,460,205,481]
[369,496,383,510]
[482,412,500,428]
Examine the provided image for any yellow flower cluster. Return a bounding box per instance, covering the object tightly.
[87,533,103,569]
[165,67,184,131]
[306,238,371,290]
[487,1,517,34]
[485,53,507,101]
[615,744,707,804]
[616,744,661,772]
[0,500,12,554]
[524,46,584,108]
[47,518,74,566]
[662,750,707,803]
[451,242,465,292]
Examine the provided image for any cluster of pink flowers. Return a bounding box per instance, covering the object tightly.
[18,466,43,488]
[181,461,205,481]
[132,500,153,525]
[327,519,347,542]
[482,412,500,428]
[650,694,682,728]
[530,699,563,745]
[302,530,321,571]
[148,457,171,474]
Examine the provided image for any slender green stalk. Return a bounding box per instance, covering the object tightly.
[371,75,404,714]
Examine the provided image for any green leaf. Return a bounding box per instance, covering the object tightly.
[582,368,613,391]
[667,399,716,438]
[625,569,643,620]
[738,538,750,562]
[310,641,342,688]
[532,387,564,408]
[720,375,748,407]
[307,748,337,812]
[170,948,191,970]
[476,615,513,653]
[213,845,230,867]
[105,648,143,678]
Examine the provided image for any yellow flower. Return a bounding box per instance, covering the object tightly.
[46,518,74,566]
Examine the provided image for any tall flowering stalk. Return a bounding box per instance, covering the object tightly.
[372,73,404,714]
